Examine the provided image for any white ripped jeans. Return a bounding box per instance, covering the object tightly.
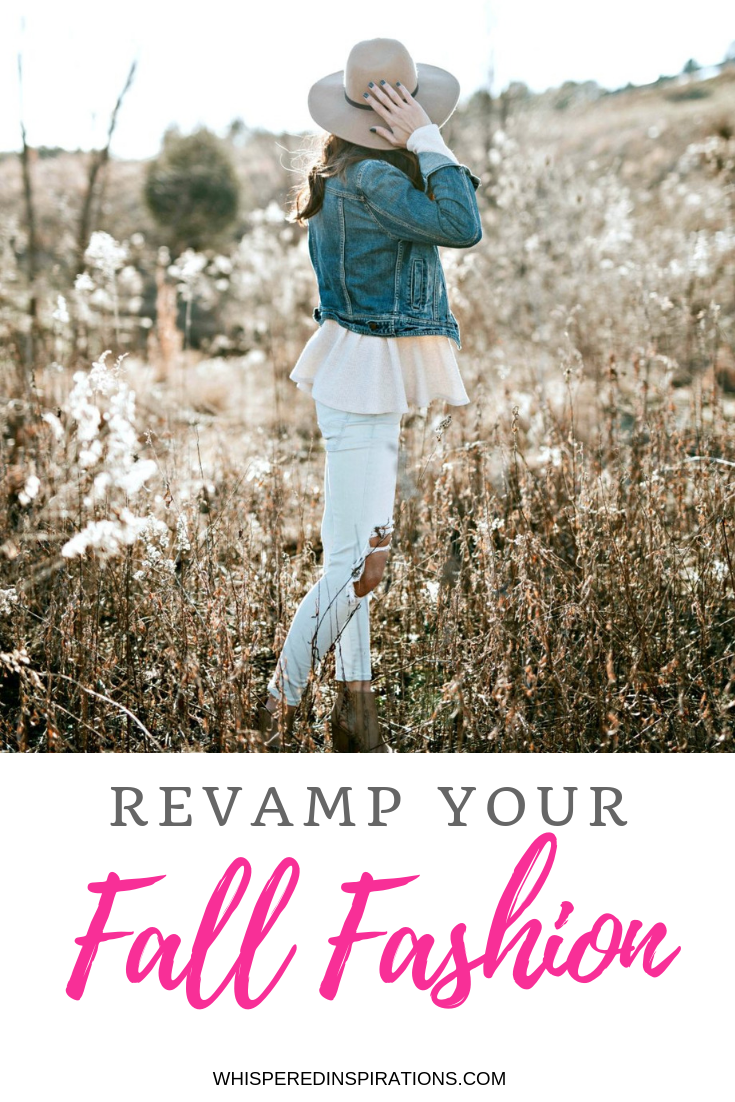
[266,400,402,706]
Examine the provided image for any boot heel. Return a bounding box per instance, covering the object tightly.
[329,686,389,753]
[329,685,358,753]
[257,699,297,752]
[359,690,389,753]
[257,703,281,752]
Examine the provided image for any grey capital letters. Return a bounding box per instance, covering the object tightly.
[368,787,401,826]
[111,787,147,826]
[590,787,627,826]
[251,787,293,827]
[160,787,192,826]
[203,787,242,826]
[539,787,577,826]
[437,787,476,826]
[304,788,354,826]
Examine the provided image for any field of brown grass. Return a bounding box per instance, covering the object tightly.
[1,70,734,751]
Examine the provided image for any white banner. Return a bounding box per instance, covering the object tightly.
[0,753,731,1100]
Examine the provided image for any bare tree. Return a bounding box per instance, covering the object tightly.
[17,49,39,373]
[76,59,138,275]
[482,2,496,157]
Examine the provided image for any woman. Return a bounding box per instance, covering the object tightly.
[258,37,482,752]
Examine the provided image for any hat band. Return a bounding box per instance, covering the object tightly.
[344,81,419,110]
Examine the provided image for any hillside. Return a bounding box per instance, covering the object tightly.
[1,66,734,257]
[1,65,734,751]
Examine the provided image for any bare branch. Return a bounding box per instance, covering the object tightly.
[17,47,39,372]
[76,58,138,274]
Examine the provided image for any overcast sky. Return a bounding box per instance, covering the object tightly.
[1,0,732,159]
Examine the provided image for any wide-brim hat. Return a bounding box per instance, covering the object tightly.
[308,38,460,151]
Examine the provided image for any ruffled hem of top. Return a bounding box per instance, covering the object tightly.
[289,320,470,415]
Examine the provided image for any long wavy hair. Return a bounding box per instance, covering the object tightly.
[286,133,424,225]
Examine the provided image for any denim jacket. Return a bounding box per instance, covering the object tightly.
[307,151,482,349]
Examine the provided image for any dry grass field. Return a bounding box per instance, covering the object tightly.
[1,70,734,751]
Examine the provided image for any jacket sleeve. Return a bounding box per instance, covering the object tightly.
[356,152,483,249]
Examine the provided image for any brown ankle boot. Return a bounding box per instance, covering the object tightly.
[257,700,296,752]
[358,689,389,753]
[329,685,356,753]
[329,686,389,753]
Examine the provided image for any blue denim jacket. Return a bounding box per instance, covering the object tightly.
[307,151,482,349]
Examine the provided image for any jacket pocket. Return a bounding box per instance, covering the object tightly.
[410,259,426,311]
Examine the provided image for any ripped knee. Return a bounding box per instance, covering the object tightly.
[353,523,393,598]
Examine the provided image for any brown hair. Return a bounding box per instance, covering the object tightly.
[286,132,424,225]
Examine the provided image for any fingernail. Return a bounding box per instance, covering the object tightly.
[368,81,374,88]
[363,92,369,99]
[380,79,386,85]
[369,127,376,133]
[396,81,401,87]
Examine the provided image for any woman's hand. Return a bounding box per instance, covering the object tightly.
[362,79,433,148]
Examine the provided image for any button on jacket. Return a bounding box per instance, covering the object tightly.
[308,151,482,349]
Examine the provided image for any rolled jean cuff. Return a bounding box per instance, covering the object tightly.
[266,668,301,708]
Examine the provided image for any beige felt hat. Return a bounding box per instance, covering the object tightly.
[308,38,461,151]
